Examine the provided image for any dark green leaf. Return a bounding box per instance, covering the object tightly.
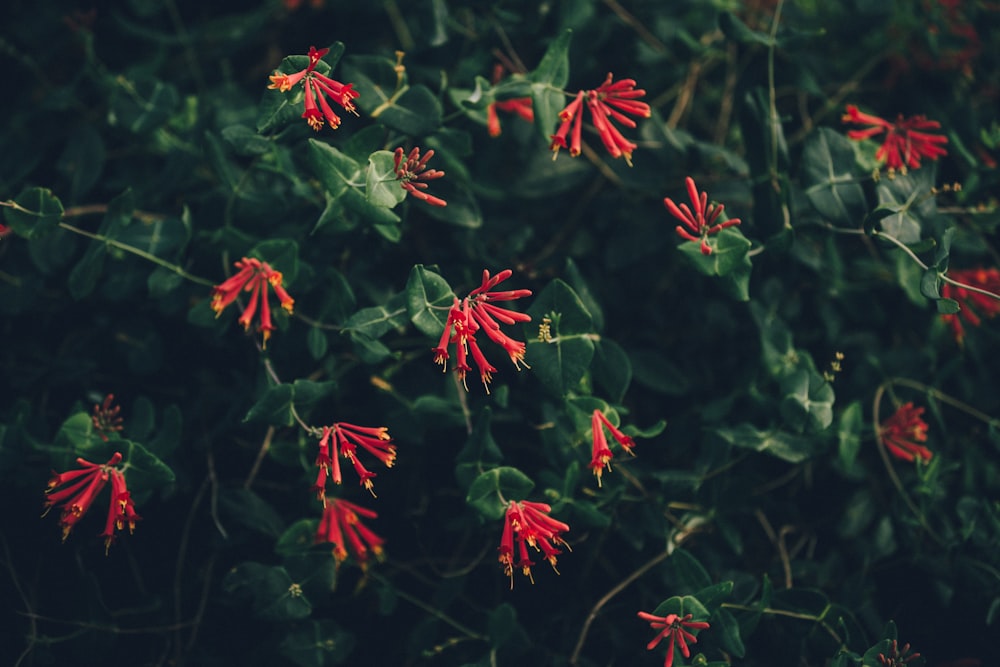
[405,265,455,336]
[4,187,64,239]
[466,467,534,521]
[222,562,312,620]
[366,150,407,208]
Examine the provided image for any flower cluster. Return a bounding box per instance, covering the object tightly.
[91,393,123,442]
[315,498,384,569]
[312,422,396,499]
[394,146,447,207]
[487,64,534,137]
[210,257,295,347]
[940,267,1000,344]
[589,409,636,486]
[664,176,742,255]
[497,500,571,588]
[267,46,360,131]
[637,611,711,667]
[880,402,932,463]
[432,269,531,392]
[43,452,140,553]
[550,73,650,165]
[877,639,921,666]
[842,105,948,173]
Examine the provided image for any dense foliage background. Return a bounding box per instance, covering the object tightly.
[2,1,1000,666]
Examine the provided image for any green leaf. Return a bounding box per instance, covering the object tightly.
[488,603,529,652]
[592,338,632,402]
[4,187,64,239]
[68,189,135,300]
[110,74,179,134]
[309,139,363,199]
[525,280,596,397]
[671,548,713,591]
[529,30,572,144]
[466,467,535,521]
[837,401,863,469]
[719,11,775,46]
[275,518,320,557]
[58,124,105,200]
[279,620,355,667]
[405,265,456,336]
[677,227,753,301]
[649,595,711,622]
[779,369,835,432]
[374,85,443,136]
[342,295,408,339]
[217,486,286,538]
[244,384,295,427]
[366,150,407,208]
[222,124,273,156]
[222,562,312,621]
[712,608,746,658]
[801,128,869,227]
[307,327,329,360]
[251,238,300,285]
[455,408,505,490]
[714,423,820,463]
[875,167,937,244]
[120,439,177,492]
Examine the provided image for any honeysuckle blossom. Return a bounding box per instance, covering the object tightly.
[940,267,1000,344]
[550,73,650,164]
[267,45,359,131]
[43,452,140,553]
[91,393,123,442]
[637,611,711,667]
[497,500,571,588]
[312,422,396,500]
[315,497,384,569]
[589,409,637,486]
[879,402,932,463]
[394,146,447,207]
[432,269,531,392]
[210,257,294,347]
[842,105,948,173]
[664,177,742,255]
[487,64,533,137]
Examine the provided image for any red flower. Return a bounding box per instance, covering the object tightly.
[91,393,124,442]
[312,422,396,500]
[394,146,447,207]
[664,177,742,255]
[637,611,711,667]
[940,267,1000,344]
[43,452,140,553]
[487,64,534,137]
[880,402,932,462]
[842,105,948,173]
[0,222,11,238]
[431,269,531,392]
[550,74,650,164]
[210,257,295,347]
[315,498,385,569]
[589,409,636,486]
[877,639,922,666]
[497,500,571,588]
[267,46,359,131]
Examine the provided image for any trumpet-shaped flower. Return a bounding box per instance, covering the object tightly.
[487,64,533,137]
[394,146,447,207]
[637,611,711,667]
[210,257,294,347]
[315,498,385,569]
[497,500,571,588]
[940,267,1000,344]
[589,409,637,486]
[550,74,649,164]
[664,177,742,255]
[880,402,932,462]
[432,269,531,392]
[842,105,948,173]
[267,45,359,131]
[91,393,124,442]
[312,422,396,500]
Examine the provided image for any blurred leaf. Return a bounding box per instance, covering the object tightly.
[276,518,320,557]
[525,279,596,397]
[279,620,355,667]
[466,467,534,521]
[342,294,408,339]
[5,186,64,239]
[244,384,295,427]
[719,12,775,46]
[714,424,820,463]
[375,85,443,136]
[222,562,312,621]
[592,338,632,403]
[218,487,286,538]
[529,29,572,144]
[110,74,179,133]
[455,408,505,490]
[801,128,868,227]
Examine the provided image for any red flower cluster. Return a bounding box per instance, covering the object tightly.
[210,257,295,347]
[487,64,534,137]
[842,105,948,173]
[497,500,571,588]
[267,46,360,131]
[940,267,1000,344]
[91,393,123,442]
[432,269,531,392]
[550,73,650,165]
[312,422,396,499]
[637,611,711,667]
[589,409,636,486]
[877,639,921,666]
[315,498,385,569]
[44,452,140,553]
[664,176,742,255]
[394,146,447,207]
[880,402,932,463]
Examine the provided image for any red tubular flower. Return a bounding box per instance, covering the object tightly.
[550,91,586,158]
[0,222,11,238]
[877,639,922,666]
[550,74,649,164]
[487,64,534,138]
[210,257,295,347]
[43,452,140,552]
[394,146,447,207]
[589,409,636,486]
[267,45,359,132]
[432,269,531,392]
[312,423,396,501]
[92,393,124,442]
[315,498,385,569]
[497,500,571,588]
[638,611,711,667]
[664,176,742,255]
[842,105,948,173]
[880,402,932,462]
[940,267,1000,344]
